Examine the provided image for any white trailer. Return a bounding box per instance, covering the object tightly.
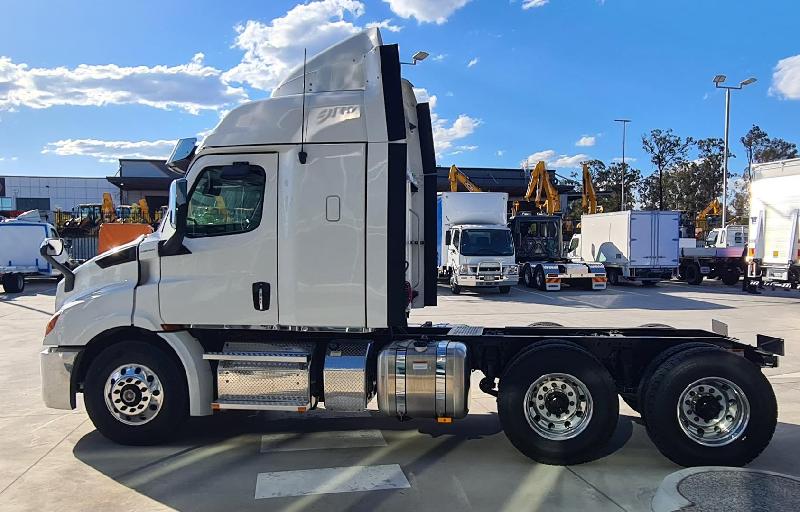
[437,192,517,294]
[574,211,680,285]
[747,158,800,290]
[38,28,782,469]
[0,216,62,293]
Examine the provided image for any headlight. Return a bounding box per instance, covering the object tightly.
[459,264,472,274]
[506,265,519,274]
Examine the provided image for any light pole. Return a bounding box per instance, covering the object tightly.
[614,119,631,210]
[713,75,756,227]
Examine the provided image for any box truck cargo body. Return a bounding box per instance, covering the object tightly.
[575,211,680,284]
[0,218,63,293]
[437,192,517,293]
[37,28,783,469]
[747,158,800,289]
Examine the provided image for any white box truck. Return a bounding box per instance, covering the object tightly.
[0,212,64,293]
[747,158,800,290]
[437,192,517,294]
[570,211,680,285]
[38,28,782,468]
[679,225,747,286]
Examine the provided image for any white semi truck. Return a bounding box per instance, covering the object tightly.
[571,211,680,286]
[39,29,782,468]
[437,192,517,294]
[746,158,800,290]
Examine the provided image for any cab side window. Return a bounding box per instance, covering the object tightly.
[186,164,266,237]
[452,230,460,248]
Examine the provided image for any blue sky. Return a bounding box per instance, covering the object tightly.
[1,0,799,178]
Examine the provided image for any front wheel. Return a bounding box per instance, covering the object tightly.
[685,264,703,285]
[643,347,777,467]
[523,266,535,288]
[498,285,511,294]
[498,343,619,465]
[84,340,188,445]
[2,273,25,293]
[721,266,741,286]
[607,268,620,286]
[534,266,546,291]
[450,276,461,295]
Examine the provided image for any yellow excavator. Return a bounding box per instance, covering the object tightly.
[512,161,560,216]
[581,162,600,214]
[448,164,482,192]
[695,198,722,238]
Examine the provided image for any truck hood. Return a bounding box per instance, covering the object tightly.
[55,235,149,311]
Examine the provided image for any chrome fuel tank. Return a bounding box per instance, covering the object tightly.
[377,340,469,419]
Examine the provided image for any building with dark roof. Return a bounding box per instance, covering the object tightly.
[107,159,183,211]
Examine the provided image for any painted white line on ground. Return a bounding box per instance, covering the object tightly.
[260,429,387,453]
[254,464,410,499]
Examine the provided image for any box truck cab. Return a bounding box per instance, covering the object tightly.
[678,225,747,286]
[37,28,784,470]
[438,192,517,294]
[0,211,66,293]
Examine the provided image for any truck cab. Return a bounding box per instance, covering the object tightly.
[444,224,516,294]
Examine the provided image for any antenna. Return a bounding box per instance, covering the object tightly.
[298,48,308,165]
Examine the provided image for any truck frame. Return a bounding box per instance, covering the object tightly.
[39,28,781,468]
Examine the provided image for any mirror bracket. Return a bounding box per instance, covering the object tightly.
[39,240,75,293]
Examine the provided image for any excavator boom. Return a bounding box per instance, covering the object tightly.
[514,161,560,216]
[448,165,482,192]
[581,163,598,214]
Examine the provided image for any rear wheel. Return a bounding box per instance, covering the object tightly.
[721,266,741,286]
[685,264,703,285]
[83,340,188,445]
[498,343,619,465]
[523,266,535,288]
[2,273,25,293]
[534,266,546,291]
[607,268,620,286]
[643,347,777,467]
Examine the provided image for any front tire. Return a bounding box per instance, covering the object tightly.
[2,273,25,293]
[534,266,546,291]
[84,340,188,445]
[498,285,511,294]
[450,275,461,295]
[721,266,741,286]
[643,347,777,467]
[498,343,619,465]
[523,266,535,288]
[607,268,620,286]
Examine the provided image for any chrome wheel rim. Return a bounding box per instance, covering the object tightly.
[103,363,164,425]
[524,373,593,440]
[677,377,750,447]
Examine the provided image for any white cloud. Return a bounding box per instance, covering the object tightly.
[413,87,480,157]
[575,135,596,147]
[42,138,177,163]
[383,0,470,24]
[496,150,505,157]
[432,54,447,62]
[467,57,479,68]
[223,0,366,92]
[612,157,637,164]
[771,54,800,99]
[522,0,549,9]
[522,149,588,169]
[365,19,403,32]
[0,54,246,114]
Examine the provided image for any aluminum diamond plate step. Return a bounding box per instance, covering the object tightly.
[203,351,309,363]
[446,325,484,336]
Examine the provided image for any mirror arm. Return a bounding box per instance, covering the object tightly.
[159,203,190,256]
[39,244,75,293]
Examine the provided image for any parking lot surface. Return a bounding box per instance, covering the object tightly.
[1,280,799,511]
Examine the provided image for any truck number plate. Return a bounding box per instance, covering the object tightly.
[485,276,495,281]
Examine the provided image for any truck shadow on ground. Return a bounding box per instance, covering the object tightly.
[72,412,636,511]
[436,283,734,311]
[0,281,57,315]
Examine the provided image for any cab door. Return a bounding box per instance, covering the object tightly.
[159,153,278,326]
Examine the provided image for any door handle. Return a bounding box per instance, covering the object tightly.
[252,282,270,311]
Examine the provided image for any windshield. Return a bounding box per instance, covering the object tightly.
[459,229,514,256]
[705,230,718,246]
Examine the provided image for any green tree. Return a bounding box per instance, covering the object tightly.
[588,159,641,212]
[640,129,693,210]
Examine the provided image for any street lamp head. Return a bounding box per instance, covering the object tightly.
[412,51,429,63]
[614,118,631,123]
[713,74,727,85]
[740,77,757,87]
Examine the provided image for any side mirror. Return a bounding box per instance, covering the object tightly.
[43,238,64,257]
[161,178,189,256]
[166,138,197,173]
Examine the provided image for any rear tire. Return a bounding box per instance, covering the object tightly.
[2,273,25,293]
[721,266,741,286]
[523,266,535,288]
[534,266,546,291]
[643,347,777,467]
[607,268,620,286]
[450,276,461,295]
[83,340,188,445]
[685,264,703,285]
[498,343,619,465]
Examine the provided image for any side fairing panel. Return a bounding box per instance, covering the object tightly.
[277,145,366,327]
[366,143,389,328]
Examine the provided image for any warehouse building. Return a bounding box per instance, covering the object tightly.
[0,175,119,220]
